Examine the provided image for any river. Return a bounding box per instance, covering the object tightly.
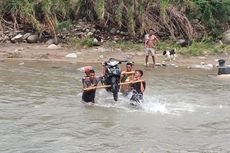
[0,61,230,153]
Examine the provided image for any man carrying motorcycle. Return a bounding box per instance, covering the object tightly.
[82,69,102,103]
[130,70,146,104]
[120,62,135,96]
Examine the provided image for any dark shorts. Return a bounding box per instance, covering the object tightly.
[82,91,96,103]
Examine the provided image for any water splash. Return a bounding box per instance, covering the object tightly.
[77,89,199,115]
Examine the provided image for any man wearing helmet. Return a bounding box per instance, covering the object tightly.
[82,69,103,103]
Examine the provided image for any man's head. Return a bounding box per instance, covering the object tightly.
[126,62,133,71]
[134,70,143,78]
[89,70,95,78]
[149,28,154,35]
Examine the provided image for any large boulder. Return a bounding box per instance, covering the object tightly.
[222,30,230,44]
[27,34,39,43]
[176,39,192,47]
[11,34,23,43]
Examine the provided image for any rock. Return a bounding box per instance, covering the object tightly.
[19,62,24,66]
[222,30,230,44]
[99,55,104,59]
[187,65,202,69]
[0,35,9,42]
[46,39,57,45]
[187,64,213,70]
[93,38,98,43]
[110,28,116,34]
[198,56,207,60]
[136,52,145,56]
[200,62,205,65]
[22,33,31,40]
[39,53,49,59]
[65,53,77,58]
[47,44,60,49]
[15,48,24,52]
[155,63,162,66]
[11,34,23,43]
[219,40,224,45]
[87,32,93,36]
[206,63,214,69]
[176,39,191,47]
[223,30,230,35]
[27,34,39,43]
[6,51,23,58]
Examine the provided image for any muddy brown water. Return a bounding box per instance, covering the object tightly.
[0,61,230,153]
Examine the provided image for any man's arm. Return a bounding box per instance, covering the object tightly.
[144,34,149,47]
[140,81,145,93]
[154,35,160,43]
[82,77,90,88]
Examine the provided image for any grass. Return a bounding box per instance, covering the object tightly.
[157,40,230,56]
[104,41,144,51]
[68,36,98,48]
[68,37,230,56]
[179,41,229,56]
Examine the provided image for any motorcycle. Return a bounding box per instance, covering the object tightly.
[102,58,126,101]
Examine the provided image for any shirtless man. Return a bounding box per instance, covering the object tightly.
[144,29,160,68]
[130,70,146,104]
[120,62,134,96]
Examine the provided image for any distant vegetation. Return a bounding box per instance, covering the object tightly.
[0,0,230,47]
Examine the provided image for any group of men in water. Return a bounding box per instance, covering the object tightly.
[80,28,161,104]
[81,63,146,104]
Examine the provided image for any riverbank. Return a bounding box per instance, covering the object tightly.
[0,43,226,69]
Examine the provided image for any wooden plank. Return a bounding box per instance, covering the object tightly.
[121,71,135,75]
[83,80,144,91]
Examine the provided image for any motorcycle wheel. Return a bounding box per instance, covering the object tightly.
[113,91,118,101]
[111,77,119,101]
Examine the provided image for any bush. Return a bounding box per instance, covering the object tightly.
[69,37,98,48]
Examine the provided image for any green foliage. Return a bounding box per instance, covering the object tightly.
[96,0,105,20]
[56,20,72,32]
[106,41,144,51]
[192,0,230,38]
[179,41,225,56]
[157,40,178,51]
[158,39,229,56]
[2,0,40,29]
[69,36,98,48]
[1,0,230,46]
[127,6,135,36]
[115,0,124,28]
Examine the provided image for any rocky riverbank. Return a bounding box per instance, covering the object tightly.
[0,42,225,72]
[0,20,140,45]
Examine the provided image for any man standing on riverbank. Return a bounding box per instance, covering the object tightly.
[144,29,160,68]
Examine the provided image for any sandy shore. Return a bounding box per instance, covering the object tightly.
[0,43,222,68]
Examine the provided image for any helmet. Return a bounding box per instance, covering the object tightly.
[84,66,93,73]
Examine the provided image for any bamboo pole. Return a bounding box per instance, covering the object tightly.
[121,71,135,75]
[83,80,144,91]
